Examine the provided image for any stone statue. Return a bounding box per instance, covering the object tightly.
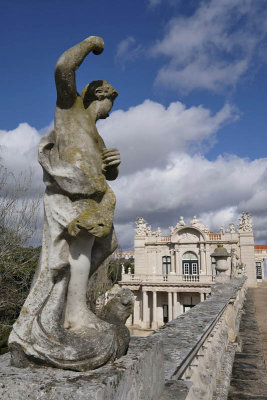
[177,216,186,226]
[189,215,210,234]
[155,227,162,237]
[229,223,235,233]
[135,217,148,236]
[99,288,134,358]
[231,248,239,278]
[9,36,131,371]
[238,212,253,232]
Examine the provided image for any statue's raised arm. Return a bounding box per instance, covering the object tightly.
[55,36,104,109]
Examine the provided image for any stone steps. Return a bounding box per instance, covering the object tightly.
[228,289,267,399]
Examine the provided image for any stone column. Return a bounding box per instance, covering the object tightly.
[205,243,212,275]
[133,294,141,326]
[168,292,173,322]
[200,292,205,302]
[142,290,149,329]
[200,244,205,274]
[175,247,181,275]
[151,291,158,330]
[170,249,175,274]
[176,292,182,316]
[172,292,178,318]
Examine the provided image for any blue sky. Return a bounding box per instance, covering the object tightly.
[1,0,267,248]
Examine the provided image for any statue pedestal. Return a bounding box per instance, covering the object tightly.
[215,274,230,284]
[0,337,164,400]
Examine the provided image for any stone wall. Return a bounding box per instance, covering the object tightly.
[157,277,246,399]
[0,278,246,399]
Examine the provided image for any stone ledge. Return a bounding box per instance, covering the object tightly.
[151,277,246,381]
[0,336,164,400]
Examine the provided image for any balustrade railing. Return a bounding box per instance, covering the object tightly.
[121,273,214,284]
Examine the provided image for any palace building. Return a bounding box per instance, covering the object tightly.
[120,213,265,329]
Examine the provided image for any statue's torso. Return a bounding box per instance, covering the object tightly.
[54,96,104,182]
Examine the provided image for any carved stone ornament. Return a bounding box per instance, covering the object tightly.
[169,226,175,234]
[190,216,210,234]
[238,212,253,232]
[178,228,200,242]
[8,36,132,372]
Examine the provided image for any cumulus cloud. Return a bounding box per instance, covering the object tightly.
[0,123,43,195]
[98,100,237,174]
[1,100,267,249]
[151,0,267,92]
[108,154,267,248]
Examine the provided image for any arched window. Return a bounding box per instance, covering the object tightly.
[182,251,198,260]
[182,251,199,275]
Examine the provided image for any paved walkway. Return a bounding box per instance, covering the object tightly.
[228,286,267,399]
[252,281,267,369]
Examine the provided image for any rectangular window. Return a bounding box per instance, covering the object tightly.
[184,263,189,275]
[192,263,198,275]
[162,256,171,275]
[256,262,262,280]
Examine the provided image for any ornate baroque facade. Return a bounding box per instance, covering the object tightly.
[120,213,260,329]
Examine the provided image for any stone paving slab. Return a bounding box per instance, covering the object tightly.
[228,288,267,399]
[252,282,267,369]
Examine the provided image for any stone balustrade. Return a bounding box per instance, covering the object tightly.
[121,273,215,284]
[0,277,246,399]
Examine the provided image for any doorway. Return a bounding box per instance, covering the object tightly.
[163,304,168,323]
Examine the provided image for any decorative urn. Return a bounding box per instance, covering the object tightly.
[211,244,231,282]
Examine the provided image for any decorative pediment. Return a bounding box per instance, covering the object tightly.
[178,228,201,242]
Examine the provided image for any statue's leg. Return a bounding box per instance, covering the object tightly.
[64,229,99,330]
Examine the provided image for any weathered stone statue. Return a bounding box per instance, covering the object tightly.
[8,36,131,371]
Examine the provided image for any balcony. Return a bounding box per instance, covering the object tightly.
[120,273,214,284]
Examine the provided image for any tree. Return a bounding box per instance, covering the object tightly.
[0,164,41,353]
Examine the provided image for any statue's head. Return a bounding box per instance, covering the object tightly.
[81,80,118,120]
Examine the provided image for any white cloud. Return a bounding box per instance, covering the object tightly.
[151,0,267,92]
[1,101,267,249]
[110,154,267,247]
[0,123,43,194]
[98,100,237,174]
